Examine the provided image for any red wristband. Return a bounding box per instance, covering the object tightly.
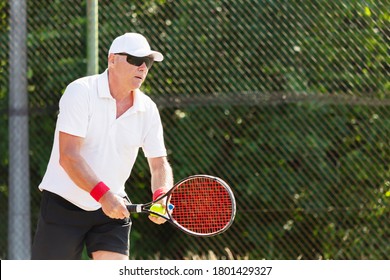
[153,188,166,201]
[90,182,110,202]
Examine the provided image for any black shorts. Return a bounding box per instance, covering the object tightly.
[31,190,132,260]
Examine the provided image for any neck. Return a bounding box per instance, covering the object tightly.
[114,90,134,118]
[108,71,136,101]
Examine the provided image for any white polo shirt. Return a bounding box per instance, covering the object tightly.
[39,69,167,210]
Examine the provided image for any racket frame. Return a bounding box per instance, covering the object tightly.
[126,174,236,237]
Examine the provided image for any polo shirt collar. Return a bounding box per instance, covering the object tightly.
[97,69,112,99]
[98,69,146,113]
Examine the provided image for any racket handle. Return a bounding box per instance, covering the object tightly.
[126,204,174,214]
[126,204,142,213]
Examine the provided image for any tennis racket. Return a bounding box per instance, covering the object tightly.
[126,175,236,237]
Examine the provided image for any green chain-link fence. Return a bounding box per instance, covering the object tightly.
[1,0,389,259]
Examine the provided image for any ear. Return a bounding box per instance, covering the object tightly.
[108,53,116,65]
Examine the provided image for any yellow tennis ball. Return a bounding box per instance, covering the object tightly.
[150,204,166,217]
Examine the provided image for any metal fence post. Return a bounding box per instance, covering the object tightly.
[87,0,99,75]
[8,0,30,260]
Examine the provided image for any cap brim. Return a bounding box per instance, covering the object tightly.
[150,51,164,62]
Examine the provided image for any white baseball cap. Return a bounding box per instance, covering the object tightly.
[108,33,164,61]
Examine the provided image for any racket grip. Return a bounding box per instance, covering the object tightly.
[126,204,142,213]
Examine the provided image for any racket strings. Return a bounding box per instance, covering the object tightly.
[170,177,233,235]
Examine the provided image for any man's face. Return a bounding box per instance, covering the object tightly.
[109,53,151,90]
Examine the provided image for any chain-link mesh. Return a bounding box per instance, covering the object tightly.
[0,0,389,259]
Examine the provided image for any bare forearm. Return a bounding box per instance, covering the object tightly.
[59,153,100,193]
[149,157,174,193]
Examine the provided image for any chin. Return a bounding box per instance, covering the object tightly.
[133,81,143,89]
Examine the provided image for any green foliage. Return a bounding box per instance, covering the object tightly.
[130,0,389,96]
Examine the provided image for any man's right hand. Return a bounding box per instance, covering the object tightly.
[99,191,130,219]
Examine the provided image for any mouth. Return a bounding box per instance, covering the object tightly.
[134,76,143,80]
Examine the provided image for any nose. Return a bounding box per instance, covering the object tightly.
[138,62,148,70]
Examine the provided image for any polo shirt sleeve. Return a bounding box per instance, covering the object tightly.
[57,81,90,138]
[142,104,167,158]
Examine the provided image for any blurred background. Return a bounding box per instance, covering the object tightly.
[0,0,389,260]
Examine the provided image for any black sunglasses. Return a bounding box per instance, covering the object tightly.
[115,53,154,69]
